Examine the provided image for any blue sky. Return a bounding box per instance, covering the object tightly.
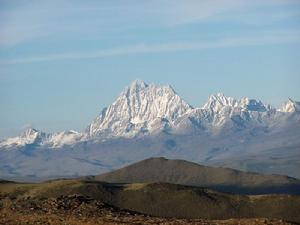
[0,0,300,138]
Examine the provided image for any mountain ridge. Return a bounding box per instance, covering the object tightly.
[1,80,299,148]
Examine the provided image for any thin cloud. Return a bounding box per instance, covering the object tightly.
[0,0,299,46]
[1,29,299,65]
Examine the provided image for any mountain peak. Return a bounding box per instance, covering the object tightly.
[202,93,237,111]
[87,81,192,137]
[128,79,148,90]
[202,93,271,113]
[0,128,42,148]
[208,93,236,104]
[279,98,300,113]
[239,97,269,112]
[212,92,227,98]
[21,128,40,139]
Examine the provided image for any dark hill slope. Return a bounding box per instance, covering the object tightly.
[1,180,300,222]
[94,157,300,195]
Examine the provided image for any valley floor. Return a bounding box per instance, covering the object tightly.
[0,195,297,225]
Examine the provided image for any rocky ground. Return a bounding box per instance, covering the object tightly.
[0,195,298,225]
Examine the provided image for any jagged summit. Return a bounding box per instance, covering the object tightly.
[202,93,237,111]
[279,98,300,113]
[201,93,270,112]
[0,128,42,148]
[21,128,40,138]
[86,80,192,137]
[128,79,148,89]
[239,98,270,112]
[122,79,148,96]
[124,80,177,98]
[0,128,84,149]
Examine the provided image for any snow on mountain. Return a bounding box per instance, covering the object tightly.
[239,97,271,112]
[0,80,299,149]
[0,128,42,148]
[86,80,193,137]
[202,93,238,112]
[201,93,272,114]
[0,128,85,149]
[174,93,276,131]
[47,130,86,148]
[278,99,300,113]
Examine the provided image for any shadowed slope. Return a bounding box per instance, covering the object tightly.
[1,179,300,222]
[94,157,300,195]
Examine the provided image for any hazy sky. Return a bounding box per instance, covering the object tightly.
[0,0,300,138]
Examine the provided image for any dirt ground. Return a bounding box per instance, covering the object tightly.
[0,195,298,225]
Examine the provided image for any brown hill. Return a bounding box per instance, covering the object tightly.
[93,157,300,195]
[1,180,300,222]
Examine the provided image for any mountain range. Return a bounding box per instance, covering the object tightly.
[1,80,300,180]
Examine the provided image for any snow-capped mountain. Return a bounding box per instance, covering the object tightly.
[86,80,192,137]
[0,80,299,148]
[47,130,86,148]
[85,81,298,138]
[188,93,276,129]
[0,128,85,149]
[279,99,300,113]
[0,80,299,180]
[0,128,42,148]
